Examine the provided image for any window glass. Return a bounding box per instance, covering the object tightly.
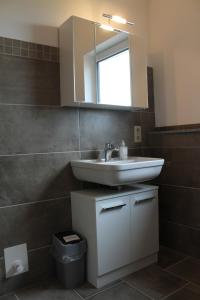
[97,49,131,106]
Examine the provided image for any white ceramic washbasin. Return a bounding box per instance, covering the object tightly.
[71,157,164,186]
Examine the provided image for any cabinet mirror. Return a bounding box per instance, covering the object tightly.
[95,25,131,107]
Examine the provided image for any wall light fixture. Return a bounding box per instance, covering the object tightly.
[102,13,135,26]
[99,24,114,32]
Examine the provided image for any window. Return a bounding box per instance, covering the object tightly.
[97,49,131,106]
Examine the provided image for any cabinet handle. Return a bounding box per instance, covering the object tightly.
[101,203,126,212]
[135,197,154,205]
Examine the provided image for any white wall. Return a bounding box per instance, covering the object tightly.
[0,0,148,46]
[148,0,200,127]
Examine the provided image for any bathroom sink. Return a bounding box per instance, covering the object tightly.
[71,157,164,186]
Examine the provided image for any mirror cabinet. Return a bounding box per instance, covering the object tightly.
[59,16,148,109]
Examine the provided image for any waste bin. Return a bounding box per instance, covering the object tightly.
[51,231,87,289]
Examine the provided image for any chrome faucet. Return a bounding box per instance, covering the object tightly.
[104,143,119,162]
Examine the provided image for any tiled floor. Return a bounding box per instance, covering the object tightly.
[2,246,200,300]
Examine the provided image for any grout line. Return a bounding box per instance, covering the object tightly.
[0,293,19,300]
[84,281,122,300]
[0,147,143,158]
[129,146,146,149]
[11,279,47,298]
[139,146,155,149]
[144,145,200,149]
[150,129,200,134]
[77,109,81,153]
[164,268,192,284]
[14,294,20,300]
[159,245,191,266]
[160,282,190,300]
[72,289,85,300]
[0,103,61,108]
[122,280,153,300]
[28,244,51,253]
[159,183,200,191]
[150,127,200,133]
[0,244,51,261]
[165,256,190,271]
[0,150,81,157]
[0,195,68,209]
[161,219,200,232]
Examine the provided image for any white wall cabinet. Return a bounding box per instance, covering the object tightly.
[71,184,158,288]
[59,15,148,110]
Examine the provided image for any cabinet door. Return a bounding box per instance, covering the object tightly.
[96,196,131,276]
[130,191,158,262]
[73,17,96,103]
[129,35,148,108]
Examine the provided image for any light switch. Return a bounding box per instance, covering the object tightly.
[4,243,29,278]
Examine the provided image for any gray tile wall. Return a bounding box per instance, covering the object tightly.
[147,132,200,258]
[0,37,155,296]
[0,37,59,62]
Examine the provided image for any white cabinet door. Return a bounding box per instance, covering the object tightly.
[130,191,158,262]
[96,196,131,276]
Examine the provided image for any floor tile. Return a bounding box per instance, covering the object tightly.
[158,246,187,269]
[75,280,120,299]
[168,257,200,285]
[16,280,80,300]
[124,264,187,300]
[88,282,151,300]
[165,284,200,300]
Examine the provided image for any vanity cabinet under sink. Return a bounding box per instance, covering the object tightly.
[71,184,158,288]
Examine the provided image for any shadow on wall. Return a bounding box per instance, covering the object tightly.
[19,24,59,47]
[149,52,177,126]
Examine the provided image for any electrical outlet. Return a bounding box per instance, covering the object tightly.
[134,126,142,143]
[4,243,29,278]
